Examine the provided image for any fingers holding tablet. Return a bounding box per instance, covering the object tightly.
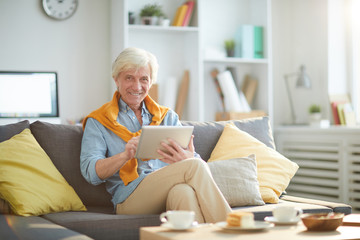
[157,137,194,163]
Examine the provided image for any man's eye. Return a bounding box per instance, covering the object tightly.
[141,78,149,82]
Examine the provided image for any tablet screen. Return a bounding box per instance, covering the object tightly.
[135,126,194,159]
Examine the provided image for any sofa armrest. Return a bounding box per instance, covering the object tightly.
[280,195,352,215]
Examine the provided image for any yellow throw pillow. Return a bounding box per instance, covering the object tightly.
[0,128,86,216]
[208,123,299,203]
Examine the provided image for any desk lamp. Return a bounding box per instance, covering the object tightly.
[284,65,312,124]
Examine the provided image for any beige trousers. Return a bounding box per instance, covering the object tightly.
[116,158,231,223]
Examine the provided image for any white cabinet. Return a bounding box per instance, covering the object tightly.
[111,0,272,122]
[275,126,360,211]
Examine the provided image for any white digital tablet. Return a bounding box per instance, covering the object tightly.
[135,125,194,159]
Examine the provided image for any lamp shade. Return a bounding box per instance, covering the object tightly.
[296,65,311,88]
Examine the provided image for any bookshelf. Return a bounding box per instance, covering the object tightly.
[110,0,273,122]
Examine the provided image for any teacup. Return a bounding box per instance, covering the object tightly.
[272,206,303,222]
[160,210,195,229]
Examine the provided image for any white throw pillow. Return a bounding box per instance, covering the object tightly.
[208,154,265,207]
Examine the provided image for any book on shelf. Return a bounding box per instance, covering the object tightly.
[216,70,251,112]
[337,104,346,125]
[329,93,356,126]
[182,1,195,27]
[254,26,264,58]
[226,67,239,89]
[241,75,258,106]
[210,68,226,112]
[234,25,264,58]
[343,103,357,126]
[330,102,341,125]
[172,4,188,26]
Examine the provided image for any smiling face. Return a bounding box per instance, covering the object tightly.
[114,65,152,111]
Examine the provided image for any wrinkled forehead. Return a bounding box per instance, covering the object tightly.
[121,65,151,76]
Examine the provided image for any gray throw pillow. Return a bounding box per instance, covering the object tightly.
[208,154,265,207]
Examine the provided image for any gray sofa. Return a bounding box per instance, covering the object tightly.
[0,117,351,240]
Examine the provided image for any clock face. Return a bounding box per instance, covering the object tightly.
[42,0,78,20]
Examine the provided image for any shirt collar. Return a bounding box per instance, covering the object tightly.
[118,97,151,117]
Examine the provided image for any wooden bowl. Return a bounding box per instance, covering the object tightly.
[301,213,344,231]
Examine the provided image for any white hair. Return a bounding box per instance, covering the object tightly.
[112,47,159,84]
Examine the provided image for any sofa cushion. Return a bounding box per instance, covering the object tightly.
[280,195,352,215]
[233,198,334,221]
[0,128,86,216]
[208,123,299,204]
[208,155,264,207]
[0,214,92,240]
[181,116,275,161]
[0,120,30,215]
[0,120,29,142]
[43,211,160,240]
[30,121,113,208]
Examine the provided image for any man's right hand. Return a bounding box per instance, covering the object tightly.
[124,136,140,160]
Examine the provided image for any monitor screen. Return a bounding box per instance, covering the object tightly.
[0,71,59,118]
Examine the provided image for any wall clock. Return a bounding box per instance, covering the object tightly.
[42,0,78,20]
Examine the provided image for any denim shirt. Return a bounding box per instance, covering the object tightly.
[80,98,189,207]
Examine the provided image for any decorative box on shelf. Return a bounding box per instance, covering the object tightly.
[215,110,267,121]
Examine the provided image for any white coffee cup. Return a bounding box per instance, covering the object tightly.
[272,206,303,222]
[160,210,195,229]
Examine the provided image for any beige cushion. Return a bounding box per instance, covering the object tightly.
[208,154,264,207]
[208,123,299,203]
[0,128,86,216]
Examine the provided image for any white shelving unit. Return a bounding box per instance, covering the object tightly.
[110,0,272,122]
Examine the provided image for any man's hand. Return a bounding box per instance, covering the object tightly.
[157,135,195,164]
[124,136,140,160]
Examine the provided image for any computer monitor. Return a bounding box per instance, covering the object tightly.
[0,71,59,119]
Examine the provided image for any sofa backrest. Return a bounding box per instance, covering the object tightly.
[1,116,275,209]
[30,121,113,209]
[181,116,275,161]
[0,120,30,142]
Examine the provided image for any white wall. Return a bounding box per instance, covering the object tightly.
[272,0,329,126]
[1,0,344,126]
[0,0,111,124]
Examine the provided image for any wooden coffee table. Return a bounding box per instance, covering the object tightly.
[140,217,360,240]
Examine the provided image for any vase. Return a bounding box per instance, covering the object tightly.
[226,49,235,57]
[141,16,158,25]
[309,113,322,126]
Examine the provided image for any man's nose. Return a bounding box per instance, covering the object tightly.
[133,80,141,90]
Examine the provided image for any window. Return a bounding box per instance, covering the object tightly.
[328,0,359,124]
[350,0,360,123]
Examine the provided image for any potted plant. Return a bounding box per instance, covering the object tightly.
[308,104,321,126]
[224,39,235,57]
[140,3,164,25]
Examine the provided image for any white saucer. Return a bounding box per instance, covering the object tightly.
[215,221,273,231]
[264,216,300,225]
[161,222,198,231]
